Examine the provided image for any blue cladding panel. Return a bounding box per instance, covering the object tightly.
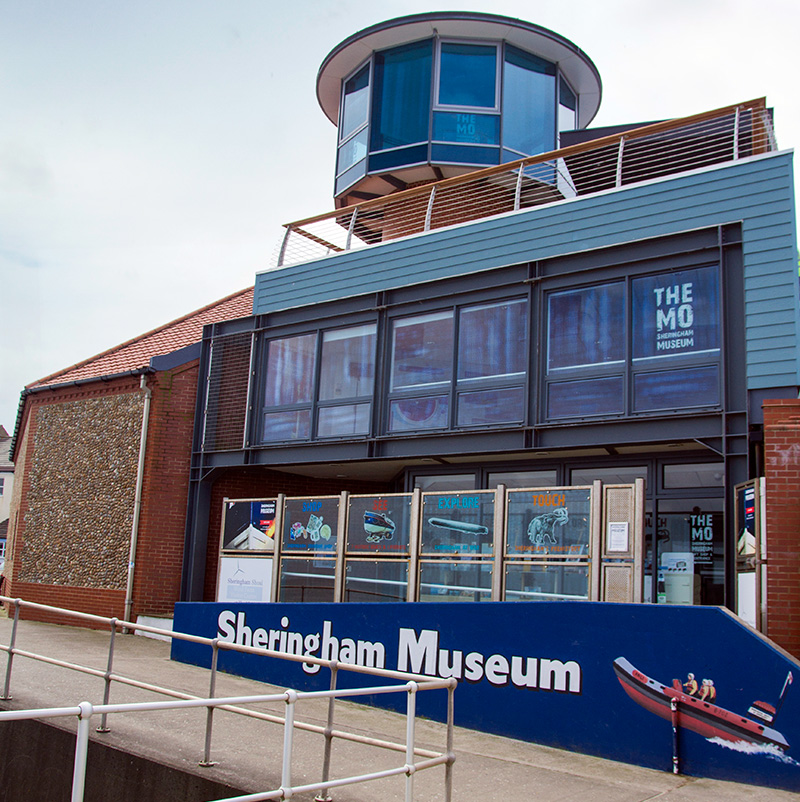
[256,153,799,389]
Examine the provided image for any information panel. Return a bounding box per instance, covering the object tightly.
[347,494,412,554]
[420,491,495,555]
[282,496,339,553]
[506,488,591,558]
[222,499,277,552]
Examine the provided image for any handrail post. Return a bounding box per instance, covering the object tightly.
[96,618,117,732]
[405,681,418,802]
[424,186,437,232]
[1,599,21,700]
[514,164,524,211]
[315,661,338,802]
[733,106,741,160]
[445,679,456,802]
[615,136,626,188]
[281,689,298,797]
[345,207,359,251]
[199,638,220,766]
[277,225,292,267]
[71,701,94,802]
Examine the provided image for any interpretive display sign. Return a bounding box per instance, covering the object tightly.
[282,496,339,553]
[420,491,494,555]
[505,487,591,558]
[216,557,272,602]
[346,494,412,554]
[222,499,277,552]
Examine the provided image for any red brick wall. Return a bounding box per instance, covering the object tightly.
[10,582,126,628]
[763,398,800,657]
[202,470,392,601]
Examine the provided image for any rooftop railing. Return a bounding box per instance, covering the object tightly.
[272,98,776,269]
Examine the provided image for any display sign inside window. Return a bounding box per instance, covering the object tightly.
[632,266,720,360]
[347,494,412,554]
[282,497,339,552]
[506,488,591,558]
[222,500,276,552]
[736,483,758,557]
[421,492,494,554]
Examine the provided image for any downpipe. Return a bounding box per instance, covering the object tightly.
[124,374,151,629]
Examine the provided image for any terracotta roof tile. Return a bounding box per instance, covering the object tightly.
[29,287,254,388]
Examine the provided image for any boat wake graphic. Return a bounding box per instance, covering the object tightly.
[707,737,800,765]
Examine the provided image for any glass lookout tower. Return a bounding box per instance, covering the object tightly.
[317,11,602,207]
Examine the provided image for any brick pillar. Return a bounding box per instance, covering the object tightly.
[762,398,800,657]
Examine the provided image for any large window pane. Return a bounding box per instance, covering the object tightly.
[633,366,720,411]
[263,409,311,441]
[548,283,624,370]
[319,324,376,400]
[317,404,371,437]
[389,396,449,432]
[457,388,524,425]
[632,266,720,360]
[438,42,497,108]
[487,470,557,488]
[503,45,556,157]
[558,79,577,133]
[340,64,369,140]
[419,561,492,601]
[279,558,335,603]
[432,111,499,145]
[458,299,526,380]
[663,463,724,489]
[505,563,589,601]
[344,560,408,602]
[391,311,453,389]
[264,333,316,406]
[547,376,624,419]
[337,128,368,174]
[371,40,432,151]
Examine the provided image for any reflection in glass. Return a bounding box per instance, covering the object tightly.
[279,559,335,602]
[558,80,577,133]
[414,474,476,492]
[432,111,499,144]
[548,283,624,369]
[264,334,316,406]
[502,45,555,157]
[547,376,624,419]
[634,366,719,412]
[345,560,408,602]
[389,396,449,432]
[341,64,370,140]
[458,300,526,380]
[371,40,432,151]
[438,42,497,108]
[263,409,311,441]
[663,463,724,489]
[317,404,371,437]
[487,471,557,488]
[319,324,376,400]
[419,561,492,602]
[391,311,453,389]
[570,466,647,486]
[457,387,524,425]
[337,128,369,174]
[505,563,589,601]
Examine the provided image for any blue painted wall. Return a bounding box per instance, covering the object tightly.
[255,152,799,390]
[173,601,800,792]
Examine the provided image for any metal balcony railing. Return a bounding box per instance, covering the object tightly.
[271,98,776,269]
[0,597,455,802]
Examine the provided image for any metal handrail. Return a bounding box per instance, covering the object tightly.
[0,596,456,802]
[271,98,774,268]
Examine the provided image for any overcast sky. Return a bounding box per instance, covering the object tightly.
[1,0,798,432]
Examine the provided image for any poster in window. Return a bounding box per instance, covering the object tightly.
[347,494,412,554]
[282,496,339,553]
[420,491,495,555]
[222,500,276,552]
[506,488,591,558]
[632,266,720,360]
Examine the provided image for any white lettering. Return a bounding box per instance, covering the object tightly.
[397,627,438,674]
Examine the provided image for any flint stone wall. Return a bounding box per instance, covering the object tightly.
[21,393,144,587]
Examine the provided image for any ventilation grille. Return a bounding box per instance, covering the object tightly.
[203,332,252,452]
[603,565,633,603]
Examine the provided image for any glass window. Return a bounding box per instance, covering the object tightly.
[505,563,589,601]
[340,64,370,141]
[337,128,369,174]
[548,283,625,370]
[558,79,577,133]
[414,473,476,492]
[371,40,432,152]
[632,266,720,361]
[419,561,493,602]
[432,111,499,145]
[633,366,719,412]
[570,466,647,486]
[547,376,624,419]
[317,404,371,437]
[458,300,526,381]
[438,42,497,109]
[502,45,556,157]
[487,470,558,488]
[389,396,449,432]
[457,388,524,425]
[264,334,316,406]
[663,463,724,489]
[279,558,335,603]
[391,311,453,390]
[345,560,408,602]
[319,324,376,401]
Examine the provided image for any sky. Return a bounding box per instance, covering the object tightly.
[1,0,798,432]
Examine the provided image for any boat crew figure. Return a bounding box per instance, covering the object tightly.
[683,673,699,696]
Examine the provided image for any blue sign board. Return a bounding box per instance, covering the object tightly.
[172,601,800,791]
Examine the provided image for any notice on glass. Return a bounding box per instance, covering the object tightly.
[607,522,629,553]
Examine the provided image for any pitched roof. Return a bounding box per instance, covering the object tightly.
[29,287,254,389]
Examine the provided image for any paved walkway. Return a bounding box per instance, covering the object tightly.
[0,617,796,801]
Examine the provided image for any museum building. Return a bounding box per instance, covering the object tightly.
[181,12,800,643]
